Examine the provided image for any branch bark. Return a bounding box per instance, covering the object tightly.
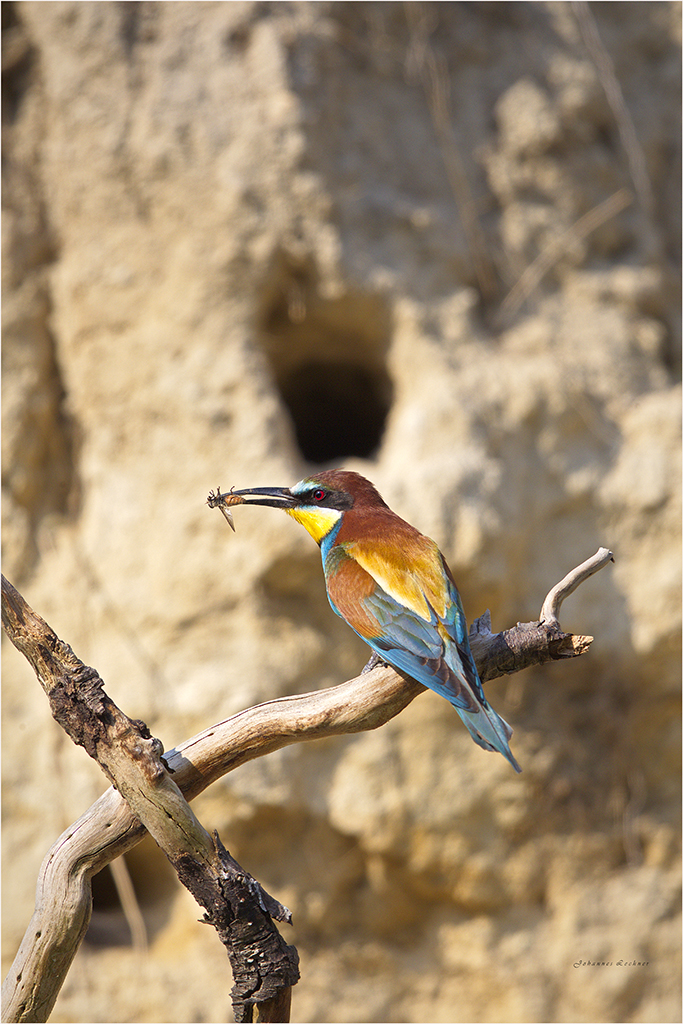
[2,548,612,1023]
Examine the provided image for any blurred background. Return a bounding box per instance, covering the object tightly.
[2,2,680,1022]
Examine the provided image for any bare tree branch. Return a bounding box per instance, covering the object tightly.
[2,548,612,1023]
[540,546,614,629]
[496,189,633,324]
[404,3,498,302]
[108,857,148,952]
[572,1,655,220]
[1,576,298,1024]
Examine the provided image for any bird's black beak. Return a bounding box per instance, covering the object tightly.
[229,486,298,509]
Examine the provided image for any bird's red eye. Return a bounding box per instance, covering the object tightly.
[312,488,326,502]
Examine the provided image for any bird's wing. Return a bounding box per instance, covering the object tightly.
[361,569,482,713]
[339,536,483,712]
[327,537,521,772]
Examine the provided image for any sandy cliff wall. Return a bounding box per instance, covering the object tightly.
[2,3,680,1022]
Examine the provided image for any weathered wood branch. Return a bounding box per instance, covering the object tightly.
[539,546,614,629]
[2,549,612,1023]
[1,576,299,1024]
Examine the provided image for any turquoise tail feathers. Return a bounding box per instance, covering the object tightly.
[454,700,522,773]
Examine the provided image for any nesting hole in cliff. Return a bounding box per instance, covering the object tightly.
[257,257,393,464]
[280,359,391,463]
[86,837,177,947]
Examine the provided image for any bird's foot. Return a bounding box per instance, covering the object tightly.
[361,651,389,674]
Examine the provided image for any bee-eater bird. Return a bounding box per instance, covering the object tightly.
[217,470,521,772]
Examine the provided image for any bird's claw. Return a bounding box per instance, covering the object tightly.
[362,651,389,674]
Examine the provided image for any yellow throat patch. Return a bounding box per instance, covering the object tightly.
[286,506,341,544]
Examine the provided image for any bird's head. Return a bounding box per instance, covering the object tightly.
[226,470,389,544]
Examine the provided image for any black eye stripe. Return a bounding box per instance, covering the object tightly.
[297,486,354,511]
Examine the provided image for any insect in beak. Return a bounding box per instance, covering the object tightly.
[206,486,245,531]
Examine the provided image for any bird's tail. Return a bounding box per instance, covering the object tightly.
[455,702,522,773]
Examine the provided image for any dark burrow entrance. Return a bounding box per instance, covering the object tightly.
[257,256,393,465]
